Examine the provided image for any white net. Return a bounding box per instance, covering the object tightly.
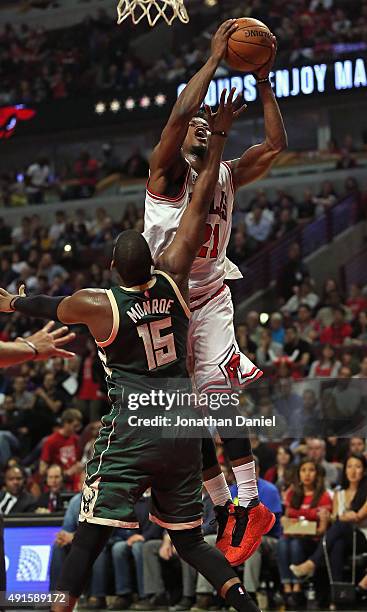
[117,0,189,27]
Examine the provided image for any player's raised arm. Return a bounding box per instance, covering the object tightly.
[0,286,112,344]
[149,20,238,186]
[0,321,76,367]
[229,36,288,190]
[157,89,246,292]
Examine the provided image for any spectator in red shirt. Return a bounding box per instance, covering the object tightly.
[346,283,367,319]
[277,459,332,608]
[308,344,341,379]
[74,151,99,195]
[76,338,105,422]
[320,306,352,346]
[40,409,83,491]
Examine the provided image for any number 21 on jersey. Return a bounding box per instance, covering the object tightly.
[198,223,220,258]
[137,317,177,371]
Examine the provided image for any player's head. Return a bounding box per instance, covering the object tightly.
[182,109,211,159]
[112,230,153,286]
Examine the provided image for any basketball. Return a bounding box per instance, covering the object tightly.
[226,17,273,73]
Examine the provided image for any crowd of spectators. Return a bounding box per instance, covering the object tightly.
[0,146,149,207]
[0,153,367,608]
[0,144,363,273]
[229,174,363,269]
[0,0,367,105]
[1,133,363,209]
[0,374,366,610]
[0,202,367,606]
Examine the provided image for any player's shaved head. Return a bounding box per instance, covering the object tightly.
[112,230,153,286]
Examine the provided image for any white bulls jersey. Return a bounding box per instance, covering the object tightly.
[143,160,242,309]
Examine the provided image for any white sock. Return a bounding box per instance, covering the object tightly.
[232,461,258,508]
[204,472,231,506]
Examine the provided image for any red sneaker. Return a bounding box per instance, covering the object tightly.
[214,499,236,554]
[225,501,275,566]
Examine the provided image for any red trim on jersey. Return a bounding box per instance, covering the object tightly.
[190,284,226,312]
[199,367,263,393]
[222,161,235,196]
[146,164,190,202]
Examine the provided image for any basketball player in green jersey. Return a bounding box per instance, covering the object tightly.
[0,91,259,612]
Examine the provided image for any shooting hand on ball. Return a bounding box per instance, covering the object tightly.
[255,34,277,80]
[211,19,238,63]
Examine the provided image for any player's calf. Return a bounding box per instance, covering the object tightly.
[168,527,261,612]
[52,522,113,612]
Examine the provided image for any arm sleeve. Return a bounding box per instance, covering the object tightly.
[13,295,65,321]
[40,437,52,463]
[287,507,305,519]
[287,505,317,520]
[288,492,333,521]
[318,491,333,512]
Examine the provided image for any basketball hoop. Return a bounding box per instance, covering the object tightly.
[117,0,189,27]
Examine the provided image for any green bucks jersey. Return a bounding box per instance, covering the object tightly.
[96,270,190,396]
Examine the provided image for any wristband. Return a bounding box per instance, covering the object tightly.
[21,339,39,358]
[256,76,270,85]
[211,130,227,138]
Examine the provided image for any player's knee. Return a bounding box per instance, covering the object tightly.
[73,521,113,555]
[168,526,206,561]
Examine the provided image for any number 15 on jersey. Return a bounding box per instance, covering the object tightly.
[137,317,177,371]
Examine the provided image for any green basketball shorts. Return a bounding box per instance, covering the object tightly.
[79,401,203,530]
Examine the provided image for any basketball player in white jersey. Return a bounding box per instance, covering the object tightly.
[144,20,287,566]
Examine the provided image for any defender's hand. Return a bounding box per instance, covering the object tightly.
[0,283,25,312]
[205,88,247,134]
[17,321,76,361]
[211,19,238,63]
[255,34,277,80]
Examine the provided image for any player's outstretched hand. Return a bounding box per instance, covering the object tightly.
[16,321,76,361]
[0,283,25,313]
[211,19,238,63]
[255,34,277,80]
[205,88,247,134]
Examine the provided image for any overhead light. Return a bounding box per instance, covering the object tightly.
[140,96,151,108]
[110,99,121,112]
[64,244,72,253]
[260,312,269,325]
[205,0,217,5]
[95,102,106,115]
[155,93,166,106]
[125,98,135,110]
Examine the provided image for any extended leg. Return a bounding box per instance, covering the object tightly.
[202,436,231,504]
[168,527,260,612]
[52,522,113,612]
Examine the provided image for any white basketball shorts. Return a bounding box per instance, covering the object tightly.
[187,284,263,393]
